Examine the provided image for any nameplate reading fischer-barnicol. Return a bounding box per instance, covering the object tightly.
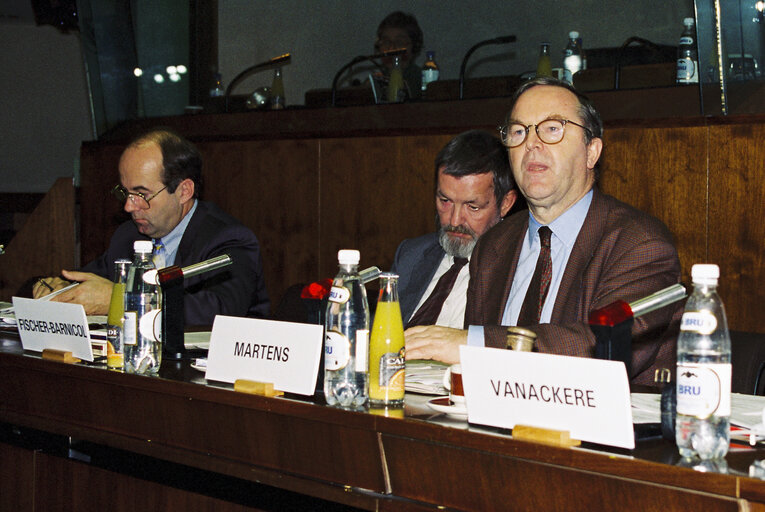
[12,296,95,362]
[205,315,323,396]
[460,345,634,449]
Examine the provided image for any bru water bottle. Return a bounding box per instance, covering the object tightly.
[123,240,162,376]
[324,250,370,408]
[369,273,405,406]
[676,264,731,460]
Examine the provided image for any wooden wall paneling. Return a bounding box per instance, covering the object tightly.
[598,124,709,287]
[197,139,320,311]
[318,135,453,282]
[707,122,765,333]
[0,442,35,512]
[79,143,128,267]
[0,177,76,300]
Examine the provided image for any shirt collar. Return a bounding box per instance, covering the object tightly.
[154,199,197,253]
[527,189,593,248]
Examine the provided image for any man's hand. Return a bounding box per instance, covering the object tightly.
[32,277,71,298]
[48,270,114,315]
[405,325,468,364]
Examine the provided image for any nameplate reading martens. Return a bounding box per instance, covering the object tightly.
[205,316,323,396]
[460,345,634,449]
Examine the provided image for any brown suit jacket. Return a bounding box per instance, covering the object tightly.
[465,188,682,386]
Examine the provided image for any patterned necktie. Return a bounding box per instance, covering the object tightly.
[152,240,166,269]
[517,226,553,326]
[406,257,468,328]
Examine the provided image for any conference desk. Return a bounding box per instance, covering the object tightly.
[1,334,764,511]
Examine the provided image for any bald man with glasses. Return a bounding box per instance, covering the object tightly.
[34,129,270,325]
[406,77,682,386]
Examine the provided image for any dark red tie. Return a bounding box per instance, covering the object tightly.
[406,257,468,328]
[517,226,552,326]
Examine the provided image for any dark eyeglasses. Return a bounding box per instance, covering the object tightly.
[498,118,593,148]
[111,184,167,209]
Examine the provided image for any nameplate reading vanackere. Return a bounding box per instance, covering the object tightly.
[205,316,323,396]
[460,345,634,449]
[12,296,94,362]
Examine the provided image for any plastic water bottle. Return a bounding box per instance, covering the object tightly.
[421,51,440,92]
[210,72,225,97]
[324,249,370,408]
[123,240,162,376]
[675,264,731,460]
[563,31,582,84]
[676,17,699,84]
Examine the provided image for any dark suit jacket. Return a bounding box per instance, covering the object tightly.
[83,201,270,325]
[391,233,445,322]
[465,188,682,386]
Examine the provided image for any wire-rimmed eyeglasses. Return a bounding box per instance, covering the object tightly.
[111,184,167,210]
[498,118,593,148]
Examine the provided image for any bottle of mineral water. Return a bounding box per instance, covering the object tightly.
[676,17,699,84]
[563,31,582,84]
[123,240,162,376]
[421,51,440,92]
[676,264,731,460]
[324,249,370,408]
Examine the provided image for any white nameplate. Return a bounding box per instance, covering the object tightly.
[12,296,94,362]
[205,316,323,396]
[460,345,634,449]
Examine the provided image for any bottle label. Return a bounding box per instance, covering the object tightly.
[676,58,699,83]
[422,69,439,87]
[355,329,369,372]
[680,310,717,335]
[679,36,694,45]
[325,330,350,370]
[377,347,406,390]
[328,286,350,304]
[676,363,732,418]
[123,311,137,346]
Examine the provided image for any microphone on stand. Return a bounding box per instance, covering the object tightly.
[458,35,516,100]
[224,53,291,112]
[588,283,687,375]
[331,47,407,106]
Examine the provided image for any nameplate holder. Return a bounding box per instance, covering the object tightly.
[512,424,581,447]
[460,345,634,449]
[205,316,323,396]
[12,297,94,362]
[234,379,284,397]
[41,348,80,364]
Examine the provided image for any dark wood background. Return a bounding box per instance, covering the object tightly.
[66,96,765,335]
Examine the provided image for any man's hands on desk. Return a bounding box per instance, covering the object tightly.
[405,325,467,364]
[32,270,113,315]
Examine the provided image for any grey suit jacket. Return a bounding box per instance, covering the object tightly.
[465,188,682,386]
[391,233,445,323]
[83,200,270,325]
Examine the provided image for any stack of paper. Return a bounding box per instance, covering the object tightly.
[406,360,448,395]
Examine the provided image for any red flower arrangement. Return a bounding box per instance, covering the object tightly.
[300,278,333,300]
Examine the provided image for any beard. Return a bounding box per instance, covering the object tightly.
[438,224,478,259]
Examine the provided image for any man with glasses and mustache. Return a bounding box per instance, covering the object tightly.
[406,78,682,386]
[393,130,518,337]
[33,129,269,325]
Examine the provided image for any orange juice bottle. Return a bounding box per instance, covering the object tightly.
[106,259,131,369]
[369,273,405,406]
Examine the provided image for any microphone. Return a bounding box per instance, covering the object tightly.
[331,48,408,106]
[458,35,516,100]
[224,53,291,112]
[588,283,687,375]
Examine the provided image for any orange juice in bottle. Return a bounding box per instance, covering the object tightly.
[369,273,405,406]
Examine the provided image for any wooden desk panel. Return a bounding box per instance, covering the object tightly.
[2,343,765,511]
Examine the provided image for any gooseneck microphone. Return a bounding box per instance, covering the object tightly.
[224,53,291,112]
[331,47,407,107]
[458,35,516,100]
